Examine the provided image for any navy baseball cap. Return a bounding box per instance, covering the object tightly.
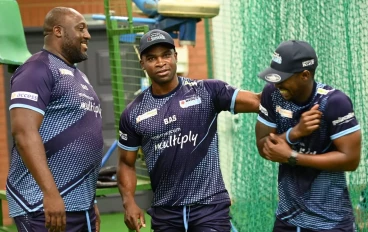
[258,40,318,83]
[139,29,175,56]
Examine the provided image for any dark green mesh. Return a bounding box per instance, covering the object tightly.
[209,0,368,231]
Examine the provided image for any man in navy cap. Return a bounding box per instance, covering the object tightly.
[116,29,261,231]
[256,40,361,231]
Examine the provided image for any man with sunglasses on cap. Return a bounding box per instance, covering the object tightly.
[255,40,361,231]
[116,29,261,232]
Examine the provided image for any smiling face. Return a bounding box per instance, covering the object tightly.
[274,70,314,103]
[59,11,91,64]
[140,44,177,86]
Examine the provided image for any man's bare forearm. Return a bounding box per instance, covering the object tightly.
[117,163,137,208]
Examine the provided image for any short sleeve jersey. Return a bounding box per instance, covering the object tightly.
[119,77,239,206]
[258,82,360,230]
[6,50,103,217]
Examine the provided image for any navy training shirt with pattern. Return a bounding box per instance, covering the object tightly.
[119,77,239,207]
[7,50,103,217]
[257,82,360,230]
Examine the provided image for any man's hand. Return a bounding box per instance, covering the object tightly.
[263,133,293,163]
[94,203,101,232]
[124,202,146,232]
[43,191,66,232]
[292,104,322,139]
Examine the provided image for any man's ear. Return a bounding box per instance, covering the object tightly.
[53,25,62,38]
[301,70,311,81]
[140,60,145,70]
[174,52,178,63]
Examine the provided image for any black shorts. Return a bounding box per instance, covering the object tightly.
[273,217,355,232]
[13,207,96,232]
[147,202,231,232]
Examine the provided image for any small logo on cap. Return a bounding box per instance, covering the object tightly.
[302,59,314,67]
[265,74,281,83]
[147,32,165,42]
[272,52,282,64]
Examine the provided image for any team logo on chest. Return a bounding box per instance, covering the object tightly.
[276,105,293,118]
[136,108,158,123]
[179,96,201,108]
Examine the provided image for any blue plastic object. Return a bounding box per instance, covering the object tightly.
[101,140,118,167]
[132,0,159,17]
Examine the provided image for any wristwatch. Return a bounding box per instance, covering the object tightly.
[288,150,298,166]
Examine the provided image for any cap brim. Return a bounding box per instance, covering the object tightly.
[140,42,175,56]
[257,67,294,84]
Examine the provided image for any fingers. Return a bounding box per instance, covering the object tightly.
[47,213,65,232]
[50,214,57,231]
[61,214,66,232]
[125,213,141,232]
[311,104,319,110]
[45,213,51,230]
[304,119,321,127]
[302,104,322,117]
[134,218,141,232]
[303,113,322,121]
[139,212,146,228]
[56,214,62,231]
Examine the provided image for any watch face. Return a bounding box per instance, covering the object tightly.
[288,156,297,166]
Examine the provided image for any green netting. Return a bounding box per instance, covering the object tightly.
[209,0,368,231]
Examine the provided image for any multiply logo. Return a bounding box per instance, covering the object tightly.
[154,131,198,151]
[80,101,102,118]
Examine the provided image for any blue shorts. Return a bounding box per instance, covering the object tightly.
[273,217,356,232]
[147,202,231,232]
[13,207,96,232]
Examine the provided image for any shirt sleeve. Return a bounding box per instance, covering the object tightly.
[324,90,360,140]
[118,108,141,151]
[9,61,54,115]
[257,83,277,128]
[203,79,239,114]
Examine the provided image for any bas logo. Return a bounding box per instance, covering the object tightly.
[164,115,176,125]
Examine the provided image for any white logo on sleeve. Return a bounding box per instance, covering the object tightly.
[11,91,38,102]
[259,104,268,116]
[119,131,128,140]
[332,112,355,126]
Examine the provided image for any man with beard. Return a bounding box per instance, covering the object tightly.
[117,29,261,231]
[255,40,361,231]
[7,7,103,232]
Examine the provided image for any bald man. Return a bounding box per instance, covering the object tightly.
[7,7,102,232]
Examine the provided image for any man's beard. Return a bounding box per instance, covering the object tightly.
[61,32,88,64]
